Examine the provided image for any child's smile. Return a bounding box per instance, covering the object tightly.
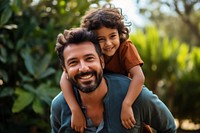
[95,27,120,57]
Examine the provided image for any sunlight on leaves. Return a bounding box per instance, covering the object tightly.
[12,87,34,113]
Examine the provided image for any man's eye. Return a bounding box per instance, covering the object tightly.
[86,57,94,61]
[68,61,77,66]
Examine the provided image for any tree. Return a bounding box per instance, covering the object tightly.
[130,26,200,129]
[136,0,200,47]
[130,26,180,110]
[174,46,200,125]
[0,0,110,132]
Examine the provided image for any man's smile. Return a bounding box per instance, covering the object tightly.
[76,72,95,82]
[79,74,93,81]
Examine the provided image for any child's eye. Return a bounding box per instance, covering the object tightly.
[110,34,116,39]
[98,38,105,43]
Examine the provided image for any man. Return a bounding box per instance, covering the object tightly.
[50,28,176,133]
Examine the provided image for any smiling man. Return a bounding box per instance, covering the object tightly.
[50,28,176,133]
[65,41,103,93]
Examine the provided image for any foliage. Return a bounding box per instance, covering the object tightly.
[0,0,199,132]
[130,26,200,127]
[136,0,200,47]
[174,47,200,124]
[0,0,109,132]
[130,26,179,94]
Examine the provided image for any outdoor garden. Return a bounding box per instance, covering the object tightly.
[0,0,199,132]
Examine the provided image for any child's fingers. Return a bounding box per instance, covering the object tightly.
[84,122,87,129]
[130,115,136,125]
[80,127,84,133]
[122,119,134,129]
[127,119,134,128]
[121,120,128,129]
[71,123,75,129]
[74,126,84,133]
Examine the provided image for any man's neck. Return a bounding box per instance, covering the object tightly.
[79,78,107,127]
[79,78,107,105]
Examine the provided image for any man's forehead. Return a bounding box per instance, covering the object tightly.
[63,41,97,59]
[65,41,96,51]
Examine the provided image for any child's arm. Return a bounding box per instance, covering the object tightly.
[60,71,86,133]
[121,65,145,129]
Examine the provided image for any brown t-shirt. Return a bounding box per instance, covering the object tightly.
[104,40,143,76]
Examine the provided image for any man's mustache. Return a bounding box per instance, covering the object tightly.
[75,71,96,80]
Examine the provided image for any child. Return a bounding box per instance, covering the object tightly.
[58,4,151,133]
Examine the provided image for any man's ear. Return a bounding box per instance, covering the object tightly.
[100,55,105,69]
[62,66,66,71]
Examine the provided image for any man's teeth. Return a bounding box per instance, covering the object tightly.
[80,74,92,79]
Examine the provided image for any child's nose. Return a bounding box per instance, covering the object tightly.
[105,39,112,46]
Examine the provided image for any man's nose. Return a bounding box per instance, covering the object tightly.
[78,60,89,72]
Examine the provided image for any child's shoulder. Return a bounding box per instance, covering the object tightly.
[119,39,135,51]
[120,39,134,47]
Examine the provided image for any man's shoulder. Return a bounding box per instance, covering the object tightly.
[104,73,130,78]
[104,73,131,82]
[51,92,67,110]
[51,91,72,117]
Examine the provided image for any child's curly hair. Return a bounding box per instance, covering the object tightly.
[81,3,132,44]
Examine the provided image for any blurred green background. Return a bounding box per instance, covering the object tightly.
[0,0,199,132]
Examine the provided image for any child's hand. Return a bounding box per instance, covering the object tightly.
[121,103,136,129]
[71,108,86,133]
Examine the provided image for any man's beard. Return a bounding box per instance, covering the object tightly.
[68,70,103,93]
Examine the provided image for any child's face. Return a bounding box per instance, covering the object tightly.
[95,27,120,57]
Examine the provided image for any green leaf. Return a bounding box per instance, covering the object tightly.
[177,44,189,70]
[0,0,9,11]
[35,54,52,77]
[23,84,36,94]
[45,87,60,98]
[0,7,12,26]
[36,83,60,106]
[19,72,33,82]
[0,87,14,97]
[38,68,55,79]
[0,46,7,63]
[16,39,25,51]
[10,0,22,13]
[0,69,8,82]
[21,49,35,75]
[32,98,44,115]
[12,88,34,113]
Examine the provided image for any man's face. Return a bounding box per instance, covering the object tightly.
[63,41,104,93]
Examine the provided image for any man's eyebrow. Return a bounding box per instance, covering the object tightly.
[66,53,96,62]
[66,57,77,64]
[84,53,96,58]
